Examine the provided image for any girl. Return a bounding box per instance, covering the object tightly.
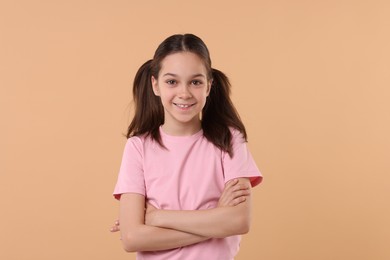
[111,34,262,260]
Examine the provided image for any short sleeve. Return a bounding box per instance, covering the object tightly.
[223,129,263,187]
[113,137,145,200]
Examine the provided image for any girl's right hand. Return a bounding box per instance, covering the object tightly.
[218,178,251,207]
[110,219,120,232]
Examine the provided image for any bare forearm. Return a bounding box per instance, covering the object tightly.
[149,199,251,238]
[119,193,209,252]
[121,224,208,252]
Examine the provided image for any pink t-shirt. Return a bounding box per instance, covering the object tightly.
[113,127,262,260]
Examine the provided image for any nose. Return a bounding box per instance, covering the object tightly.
[178,84,192,99]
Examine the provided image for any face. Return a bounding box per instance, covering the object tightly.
[151,52,211,134]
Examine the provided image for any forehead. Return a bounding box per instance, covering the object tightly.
[159,52,207,77]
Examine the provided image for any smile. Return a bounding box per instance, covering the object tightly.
[173,103,195,108]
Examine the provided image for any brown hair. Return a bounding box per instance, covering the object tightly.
[126,34,247,156]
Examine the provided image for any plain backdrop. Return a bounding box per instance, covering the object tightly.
[1,0,389,259]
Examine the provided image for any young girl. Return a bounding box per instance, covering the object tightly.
[111,34,262,260]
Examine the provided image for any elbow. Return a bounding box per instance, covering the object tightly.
[220,215,250,237]
[229,209,251,235]
[220,205,252,237]
[241,221,251,235]
[236,215,251,235]
[123,246,136,253]
[121,232,140,253]
[123,245,137,253]
[122,240,136,253]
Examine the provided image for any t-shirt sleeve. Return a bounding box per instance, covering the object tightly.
[223,129,263,187]
[113,137,145,200]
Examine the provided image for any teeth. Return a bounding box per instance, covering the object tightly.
[176,104,191,108]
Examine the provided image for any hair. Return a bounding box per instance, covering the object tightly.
[126,33,247,157]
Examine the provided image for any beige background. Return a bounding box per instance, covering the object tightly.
[1,0,389,259]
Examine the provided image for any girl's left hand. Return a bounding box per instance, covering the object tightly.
[218,178,250,207]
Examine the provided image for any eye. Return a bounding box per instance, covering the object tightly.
[191,80,203,86]
[166,80,177,85]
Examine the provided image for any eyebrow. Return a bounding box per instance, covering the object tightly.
[162,73,206,78]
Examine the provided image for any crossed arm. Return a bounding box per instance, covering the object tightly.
[111,178,252,252]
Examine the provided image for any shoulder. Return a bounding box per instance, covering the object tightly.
[123,135,145,156]
[126,135,143,146]
[125,133,162,155]
[217,127,247,158]
[229,127,246,145]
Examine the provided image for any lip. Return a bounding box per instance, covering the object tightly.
[173,102,195,110]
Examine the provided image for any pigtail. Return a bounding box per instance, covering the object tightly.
[202,68,247,157]
[126,60,164,146]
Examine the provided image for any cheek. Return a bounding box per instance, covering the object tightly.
[198,92,209,106]
[159,91,174,104]
[200,89,209,99]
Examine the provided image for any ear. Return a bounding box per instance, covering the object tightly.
[206,79,213,96]
[151,76,160,96]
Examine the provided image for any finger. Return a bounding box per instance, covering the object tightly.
[225,179,239,189]
[234,189,251,197]
[230,189,250,200]
[232,183,250,192]
[110,226,119,232]
[225,190,250,206]
[229,196,247,206]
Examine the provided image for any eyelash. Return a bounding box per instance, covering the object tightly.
[165,80,203,86]
[191,80,202,86]
[166,80,176,85]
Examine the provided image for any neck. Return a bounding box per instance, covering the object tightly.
[161,120,202,136]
